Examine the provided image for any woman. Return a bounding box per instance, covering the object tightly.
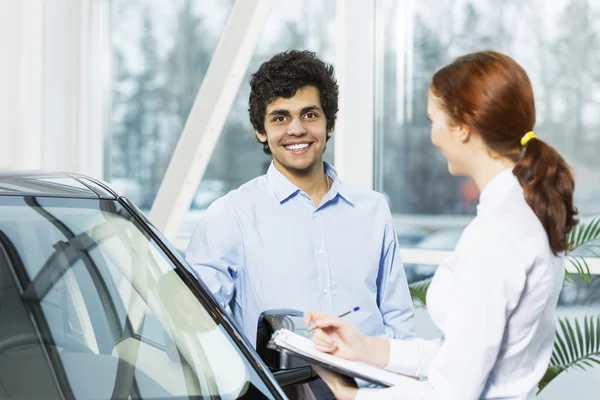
[304,50,578,400]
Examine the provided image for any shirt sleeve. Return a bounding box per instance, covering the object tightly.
[376,197,416,340]
[184,196,243,310]
[385,337,442,378]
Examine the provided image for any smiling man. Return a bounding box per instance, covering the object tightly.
[185,50,415,398]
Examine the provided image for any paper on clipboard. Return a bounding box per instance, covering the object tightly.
[268,329,409,387]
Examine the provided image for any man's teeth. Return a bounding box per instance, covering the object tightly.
[286,143,310,151]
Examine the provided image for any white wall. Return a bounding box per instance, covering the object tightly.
[0,0,43,171]
[0,0,107,177]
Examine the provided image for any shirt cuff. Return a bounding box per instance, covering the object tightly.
[385,338,431,377]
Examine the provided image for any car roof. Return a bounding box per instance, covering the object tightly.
[0,171,118,199]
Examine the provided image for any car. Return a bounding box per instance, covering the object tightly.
[0,172,298,399]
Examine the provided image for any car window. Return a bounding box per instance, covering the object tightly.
[0,196,277,399]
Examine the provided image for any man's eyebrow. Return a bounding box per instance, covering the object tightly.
[268,109,292,117]
[268,105,322,117]
[301,105,322,114]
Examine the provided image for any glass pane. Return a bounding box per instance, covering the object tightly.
[378,3,600,396]
[0,196,274,399]
[106,0,336,220]
[106,0,235,209]
[178,0,337,249]
[375,0,600,253]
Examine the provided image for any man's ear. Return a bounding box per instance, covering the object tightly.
[326,129,333,139]
[255,130,267,143]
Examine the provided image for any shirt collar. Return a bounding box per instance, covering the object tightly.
[266,162,299,202]
[324,162,354,205]
[266,161,354,205]
[476,168,519,215]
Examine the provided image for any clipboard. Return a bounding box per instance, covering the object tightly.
[268,329,409,387]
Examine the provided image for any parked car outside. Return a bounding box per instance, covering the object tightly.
[0,172,289,399]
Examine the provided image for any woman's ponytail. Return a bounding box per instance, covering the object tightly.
[513,138,578,254]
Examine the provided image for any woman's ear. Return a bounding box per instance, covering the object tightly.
[457,124,471,143]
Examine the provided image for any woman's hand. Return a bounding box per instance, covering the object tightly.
[304,311,368,361]
[310,364,358,400]
[304,311,391,368]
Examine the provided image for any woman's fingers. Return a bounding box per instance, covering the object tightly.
[304,311,334,326]
[311,329,333,344]
[311,329,337,352]
[315,343,337,353]
[311,316,346,331]
[311,333,336,353]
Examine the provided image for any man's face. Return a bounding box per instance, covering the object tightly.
[256,85,330,175]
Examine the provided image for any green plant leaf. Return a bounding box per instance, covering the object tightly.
[568,217,600,251]
[538,365,566,393]
[563,217,600,285]
[538,316,600,394]
[564,270,576,283]
[566,256,592,285]
[586,316,591,355]
[409,278,432,307]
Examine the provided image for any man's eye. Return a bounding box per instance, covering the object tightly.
[305,112,316,119]
[273,116,285,122]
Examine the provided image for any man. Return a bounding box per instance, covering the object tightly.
[185,50,415,397]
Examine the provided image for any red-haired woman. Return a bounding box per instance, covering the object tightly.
[305,50,578,400]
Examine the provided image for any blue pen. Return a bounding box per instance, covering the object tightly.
[306,306,360,333]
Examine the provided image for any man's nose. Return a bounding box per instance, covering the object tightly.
[287,118,306,135]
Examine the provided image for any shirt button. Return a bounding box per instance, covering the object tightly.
[313,213,318,219]
[318,248,324,255]
[323,288,329,294]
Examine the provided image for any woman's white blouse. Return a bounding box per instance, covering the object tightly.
[357,169,565,400]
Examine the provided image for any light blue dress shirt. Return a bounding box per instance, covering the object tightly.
[185,162,415,346]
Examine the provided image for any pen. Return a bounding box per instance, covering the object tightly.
[306,306,360,334]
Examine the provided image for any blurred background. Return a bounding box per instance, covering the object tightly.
[1,0,599,397]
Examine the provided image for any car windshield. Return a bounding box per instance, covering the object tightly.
[0,196,276,399]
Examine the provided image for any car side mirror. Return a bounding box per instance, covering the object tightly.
[256,309,318,387]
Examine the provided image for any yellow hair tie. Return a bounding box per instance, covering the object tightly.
[521,131,536,146]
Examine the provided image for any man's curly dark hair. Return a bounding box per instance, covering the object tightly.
[248,50,339,155]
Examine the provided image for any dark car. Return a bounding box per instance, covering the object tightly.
[0,172,291,399]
